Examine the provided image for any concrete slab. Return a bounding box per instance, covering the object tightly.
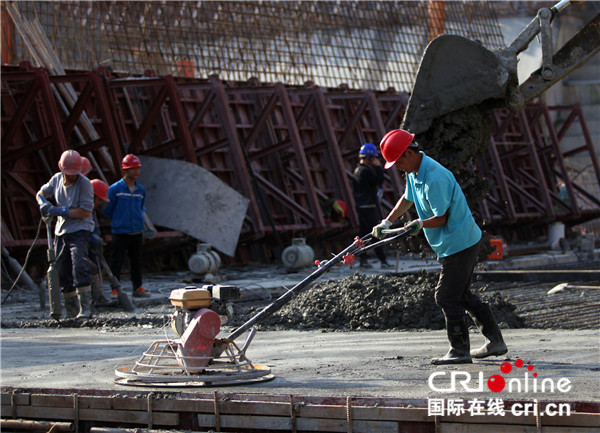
[1,327,598,403]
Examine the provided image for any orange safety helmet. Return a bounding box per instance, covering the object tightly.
[91,179,109,202]
[81,156,92,176]
[379,129,415,169]
[121,154,141,170]
[58,149,83,175]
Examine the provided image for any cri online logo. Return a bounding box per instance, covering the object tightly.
[429,358,572,393]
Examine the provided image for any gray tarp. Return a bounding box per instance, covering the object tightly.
[138,156,249,256]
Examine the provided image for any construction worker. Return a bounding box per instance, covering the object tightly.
[88,179,110,307]
[81,156,92,176]
[372,129,507,365]
[36,149,94,318]
[353,143,391,268]
[102,154,150,298]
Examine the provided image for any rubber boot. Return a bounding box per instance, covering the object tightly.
[468,304,508,359]
[76,285,93,319]
[90,274,109,307]
[63,290,81,318]
[431,316,473,365]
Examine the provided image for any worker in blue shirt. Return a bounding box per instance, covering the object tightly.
[103,154,150,298]
[372,129,507,365]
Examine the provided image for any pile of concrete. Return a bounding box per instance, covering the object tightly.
[233,271,524,331]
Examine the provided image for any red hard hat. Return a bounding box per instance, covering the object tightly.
[58,150,83,175]
[81,156,92,176]
[122,154,141,170]
[380,129,415,169]
[90,179,109,202]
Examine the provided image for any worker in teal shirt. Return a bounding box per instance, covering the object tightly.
[372,129,507,365]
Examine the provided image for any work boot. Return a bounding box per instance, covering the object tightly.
[133,287,151,298]
[380,260,393,269]
[91,274,109,307]
[76,286,93,318]
[63,290,81,318]
[431,316,472,365]
[468,303,508,359]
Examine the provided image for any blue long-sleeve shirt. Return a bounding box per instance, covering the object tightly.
[102,178,146,234]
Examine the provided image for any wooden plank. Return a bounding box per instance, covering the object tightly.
[29,394,148,411]
[1,392,30,406]
[3,406,178,426]
[440,422,599,433]
[197,414,399,433]
[442,412,600,427]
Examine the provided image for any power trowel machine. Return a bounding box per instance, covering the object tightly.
[115,229,409,387]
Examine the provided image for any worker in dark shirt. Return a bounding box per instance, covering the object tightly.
[353,143,391,268]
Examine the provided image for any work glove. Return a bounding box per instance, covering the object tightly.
[41,205,70,218]
[404,218,423,236]
[36,193,50,207]
[372,219,392,239]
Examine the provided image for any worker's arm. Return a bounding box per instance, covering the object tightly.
[385,193,414,223]
[36,190,91,219]
[69,208,92,219]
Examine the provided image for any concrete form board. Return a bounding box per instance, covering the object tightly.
[138,156,249,256]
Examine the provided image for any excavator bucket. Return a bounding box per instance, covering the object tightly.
[402,34,514,135]
[402,1,600,136]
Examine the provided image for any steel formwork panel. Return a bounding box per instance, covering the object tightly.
[2,66,599,263]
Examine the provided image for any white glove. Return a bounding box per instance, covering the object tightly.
[404,218,423,236]
[372,219,392,239]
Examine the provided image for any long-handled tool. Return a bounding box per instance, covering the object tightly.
[44,217,62,320]
[97,252,135,312]
[548,283,600,295]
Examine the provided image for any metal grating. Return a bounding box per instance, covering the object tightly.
[5,1,506,92]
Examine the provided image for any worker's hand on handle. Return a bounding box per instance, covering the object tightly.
[372,219,392,239]
[40,205,69,218]
[403,218,423,236]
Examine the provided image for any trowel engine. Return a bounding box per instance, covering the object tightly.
[169,285,240,370]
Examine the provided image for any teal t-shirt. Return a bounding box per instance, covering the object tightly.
[405,153,481,257]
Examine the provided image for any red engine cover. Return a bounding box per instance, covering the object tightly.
[176,308,221,370]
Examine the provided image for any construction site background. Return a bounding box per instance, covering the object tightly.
[1,1,599,271]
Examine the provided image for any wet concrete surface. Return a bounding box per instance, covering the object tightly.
[1,255,599,403]
[1,327,599,402]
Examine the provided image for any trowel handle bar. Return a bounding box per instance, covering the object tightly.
[354,230,410,257]
[226,234,371,341]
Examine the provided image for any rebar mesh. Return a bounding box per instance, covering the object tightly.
[7,1,506,91]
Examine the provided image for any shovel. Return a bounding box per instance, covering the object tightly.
[97,252,135,312]
[547,283,600,295]
[402,0,599,134]
[44,217,62,320]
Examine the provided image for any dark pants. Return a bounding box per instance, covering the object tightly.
[110,233,144,290]
[56,230,91,294]
[357,206,387,263]
[434,240,485,320]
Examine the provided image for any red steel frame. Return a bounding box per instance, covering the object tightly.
[2,66,599,262]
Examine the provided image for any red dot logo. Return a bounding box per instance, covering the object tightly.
[501,362,512,374]
[515,359,524,368]
[488,374,506,393]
